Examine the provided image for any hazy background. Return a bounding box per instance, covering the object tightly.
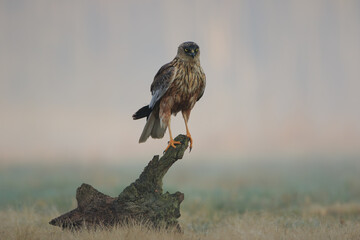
[1,0,359,164]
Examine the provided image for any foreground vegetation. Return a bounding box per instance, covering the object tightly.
[1,158,360,239]
[1,207,360,240]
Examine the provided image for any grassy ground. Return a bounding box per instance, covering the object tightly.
[1,208,360,240]
[1,157,360,239]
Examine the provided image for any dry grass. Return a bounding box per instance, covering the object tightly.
[1,160,360,239]
[1,207,360,240]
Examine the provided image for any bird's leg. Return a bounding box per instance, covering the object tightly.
[182,111,193,151]
[164,117,181,152]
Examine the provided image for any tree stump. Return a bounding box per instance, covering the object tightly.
[49,135,189,231]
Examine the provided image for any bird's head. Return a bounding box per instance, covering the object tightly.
[177,41,200,61]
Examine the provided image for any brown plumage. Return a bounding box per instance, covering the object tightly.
[133,41,206,151]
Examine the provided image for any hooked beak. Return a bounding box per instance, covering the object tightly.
[189,49,196,58]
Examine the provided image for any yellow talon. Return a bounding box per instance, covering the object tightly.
[164,139,181,152]
[187,133,193,152]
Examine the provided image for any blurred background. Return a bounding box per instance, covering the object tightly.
[1,1,360,227]
[1,0,359,164]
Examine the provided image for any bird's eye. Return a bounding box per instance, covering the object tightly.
[195,48,199,52]
[184,48,189,52]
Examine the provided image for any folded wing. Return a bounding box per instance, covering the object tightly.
[138,62,177,143]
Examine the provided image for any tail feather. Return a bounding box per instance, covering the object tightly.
[151,117,167,139]
[139,112,155,143]
[135,103,167,143]
[133,105,152,120]
[138,113,167,143]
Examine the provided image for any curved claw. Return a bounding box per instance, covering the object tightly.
[164,139,181,152]
[187,133,193,152]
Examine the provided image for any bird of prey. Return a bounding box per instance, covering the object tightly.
[133,41,206,152]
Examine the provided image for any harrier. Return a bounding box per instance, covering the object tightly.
[133,41,206,152]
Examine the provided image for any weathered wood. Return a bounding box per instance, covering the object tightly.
[49,135,189,231]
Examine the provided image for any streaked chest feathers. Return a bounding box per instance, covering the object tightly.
[169,64,204,111]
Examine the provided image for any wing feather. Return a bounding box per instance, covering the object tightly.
[197,69,206,102]
[149,62,176,109]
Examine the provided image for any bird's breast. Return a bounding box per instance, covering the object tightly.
[169,66,204,112]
